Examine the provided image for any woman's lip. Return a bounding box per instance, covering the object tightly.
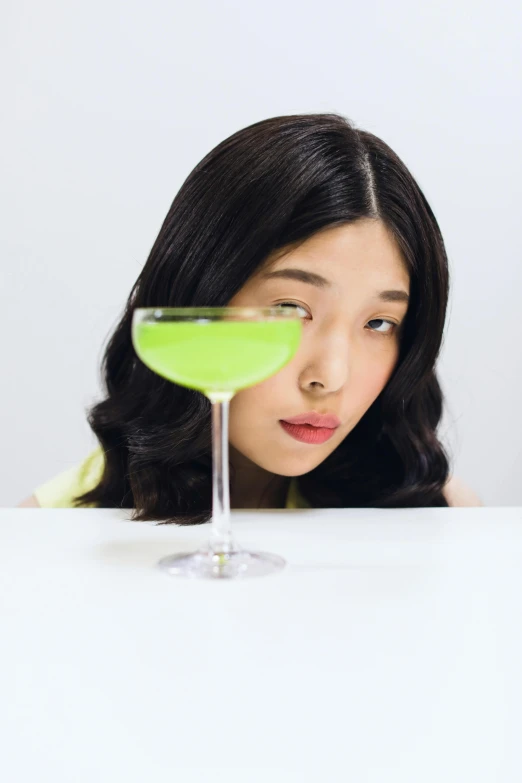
[281,412,341,428]
[279,420,337,445]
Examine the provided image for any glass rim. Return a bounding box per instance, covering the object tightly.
[132,306,301,320]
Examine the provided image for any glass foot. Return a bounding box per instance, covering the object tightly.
[157,548,286,579]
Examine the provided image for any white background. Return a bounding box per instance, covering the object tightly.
[2,0,521,506]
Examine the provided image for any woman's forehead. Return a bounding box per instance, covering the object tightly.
[260,224,410,290]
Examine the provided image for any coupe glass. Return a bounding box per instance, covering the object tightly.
[131,307,302,579]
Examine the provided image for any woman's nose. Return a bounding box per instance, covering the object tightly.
[298,332,350,395]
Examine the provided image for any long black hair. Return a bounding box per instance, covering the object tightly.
[76,112,451,521]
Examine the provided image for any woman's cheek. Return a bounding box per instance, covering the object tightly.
[359,354,399,401]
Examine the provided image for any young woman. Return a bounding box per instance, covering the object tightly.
[18,113,482,518]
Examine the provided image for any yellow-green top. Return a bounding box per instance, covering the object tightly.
[34,446,310,509]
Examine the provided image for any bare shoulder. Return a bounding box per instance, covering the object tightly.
[443,475,483,507]
[17,494,41,508]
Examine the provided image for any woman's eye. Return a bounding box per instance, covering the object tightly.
[273,306,397,333]
[367,318,396,335]
[276,302,309,318]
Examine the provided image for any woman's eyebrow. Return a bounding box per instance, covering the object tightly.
[261,268,409,303]
[261,268,331,288]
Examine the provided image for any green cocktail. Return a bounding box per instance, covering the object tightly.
[133,317,301,395]
[131,307,303,579]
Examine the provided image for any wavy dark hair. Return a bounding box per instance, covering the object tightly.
[76,112,451,521]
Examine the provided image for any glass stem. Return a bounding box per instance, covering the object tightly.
[208,394,237,554]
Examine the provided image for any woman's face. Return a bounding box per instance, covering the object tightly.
[227,219,410,478]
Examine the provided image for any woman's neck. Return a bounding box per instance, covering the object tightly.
[229,445,290,509]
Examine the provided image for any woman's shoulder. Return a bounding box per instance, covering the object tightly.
[443,475,483,507]
[32,445,105,508]
[288,475,483,508]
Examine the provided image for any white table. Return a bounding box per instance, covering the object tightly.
[1,507,521,782]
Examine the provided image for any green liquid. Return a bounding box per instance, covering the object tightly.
[133,319,302,395]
